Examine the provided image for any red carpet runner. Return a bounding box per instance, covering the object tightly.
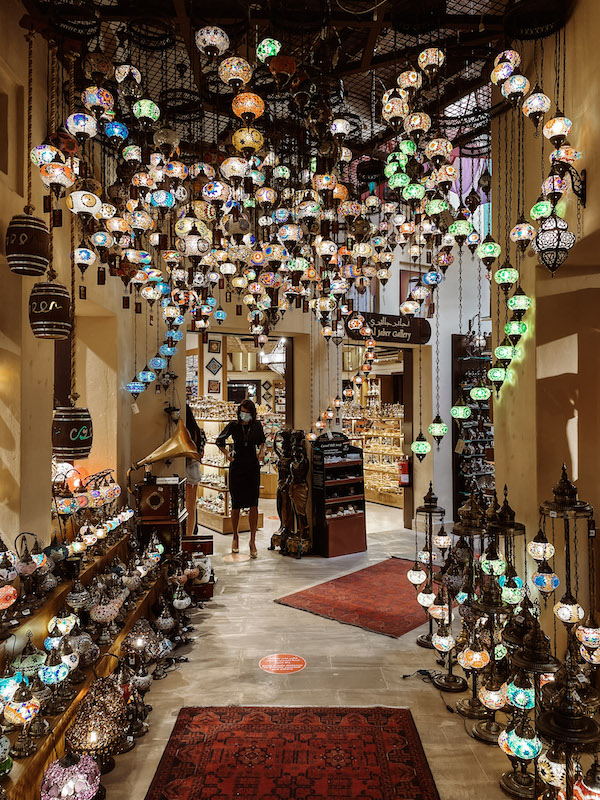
[145,706,440,800]
[275,558,427,638]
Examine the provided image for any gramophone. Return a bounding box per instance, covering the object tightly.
[128,410,202,553]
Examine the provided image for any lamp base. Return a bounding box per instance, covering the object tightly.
[499,769,535,799]
[432,673,468,693]
[456,696,489,719]
[472,718,505,744]
[93,784,106,800]
[416,632,435,649]
[99,755,115,775]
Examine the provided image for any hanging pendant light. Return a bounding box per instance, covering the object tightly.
[411,431,431,462]
[534,213,576,275]
[428,415,448,447]
[450,392,471,423]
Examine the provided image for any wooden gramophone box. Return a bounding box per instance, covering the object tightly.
[136,477,186,522]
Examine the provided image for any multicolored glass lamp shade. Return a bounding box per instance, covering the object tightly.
[554,590,585,624]
[81,86,114,119]
[41,753,101,800]
[505,672,535,709]
[65,113,97,142]
[505,719,542,761]
[219,57,253,89]
[522,84,551,127]
[501,74,530,104]
[195,26,230,58]
[543,111,573,148]
[457,645,490,670]
[418,47,445,76]
[137,367,156,384]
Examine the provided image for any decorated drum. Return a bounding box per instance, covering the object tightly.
[29,282,71,339]
[52,407,93,460]
[6,214,50,276]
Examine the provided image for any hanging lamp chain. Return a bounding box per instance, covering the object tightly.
[68,52,78,406]
[24,30,34,214]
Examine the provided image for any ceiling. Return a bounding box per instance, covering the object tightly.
[20,0,523,165]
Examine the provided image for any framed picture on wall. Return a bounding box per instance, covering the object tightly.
[208,380,221,393]
[208,339,221,354]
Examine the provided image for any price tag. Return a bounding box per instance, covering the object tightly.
[131,402,140,415]
[549,511,557,518]
[454,439,466,454]
[589,519,596,538]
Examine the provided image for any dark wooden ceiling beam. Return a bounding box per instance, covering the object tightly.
[334,29,502,78]
[360,3,387,69]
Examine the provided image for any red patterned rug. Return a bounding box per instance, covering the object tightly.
[275,558,427,639]
[145,706,440,800]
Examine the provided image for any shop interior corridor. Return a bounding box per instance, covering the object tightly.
[103,501,507,800]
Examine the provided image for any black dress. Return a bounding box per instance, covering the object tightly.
[215,420,266,509]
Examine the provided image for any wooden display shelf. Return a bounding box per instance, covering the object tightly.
[200,462,228,471]
[199,482,228,493]
[325,477,364,487]
[325,494,364,505]
[326,512,365,521]
[1,534,130,658]
[5,572,165,800]
[365,487,404,508]
[323,459,363,469]
[196,508,263,535]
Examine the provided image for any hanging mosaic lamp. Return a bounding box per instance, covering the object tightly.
[410,431,431,462]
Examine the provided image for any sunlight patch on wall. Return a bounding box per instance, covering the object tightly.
[536,334,578,379]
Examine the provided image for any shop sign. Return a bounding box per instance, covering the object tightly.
[345,313,431,345]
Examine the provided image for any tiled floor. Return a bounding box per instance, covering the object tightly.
[103,501,509,800]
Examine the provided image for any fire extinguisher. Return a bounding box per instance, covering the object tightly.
[398,455,410,487]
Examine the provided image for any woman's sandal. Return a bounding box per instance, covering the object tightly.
[249,543,258,559]
[232,536,239,554]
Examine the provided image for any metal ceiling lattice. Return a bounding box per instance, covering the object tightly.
[21,0,511,160]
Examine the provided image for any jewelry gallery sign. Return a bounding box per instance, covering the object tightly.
[345,313,431,345]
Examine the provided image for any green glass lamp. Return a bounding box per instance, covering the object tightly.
[476,234,502,267]
[505,315,528,346]
[450,392,472,423]
[507,286,532,320]
[448,212,474,248]
[428,415,448,448]
[388,172,410,191]
[470,384,492,402]
[494,260,519,295]
[494,337,518,367]
[411,431,431,462]
[488,362,507,395]
[530,195,553,220]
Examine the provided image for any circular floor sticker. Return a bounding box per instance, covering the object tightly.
[259,654,306,674]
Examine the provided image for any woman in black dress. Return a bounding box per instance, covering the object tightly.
[216,399,266,558]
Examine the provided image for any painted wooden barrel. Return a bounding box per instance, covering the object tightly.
[52,407,93,460]
[28,282,72,339]
[6,214,50,276]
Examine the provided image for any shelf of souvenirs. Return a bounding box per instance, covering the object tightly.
[190,396,285,423]
[340,400,404,421]
[364,462,400,475]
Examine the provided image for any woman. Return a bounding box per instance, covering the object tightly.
[216,399,265,558]
[185,403,206,537]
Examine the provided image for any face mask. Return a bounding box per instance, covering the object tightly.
[240,411,252,422]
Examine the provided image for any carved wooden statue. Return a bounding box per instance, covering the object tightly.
[268,429,294,551]
[281,430,311,559]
